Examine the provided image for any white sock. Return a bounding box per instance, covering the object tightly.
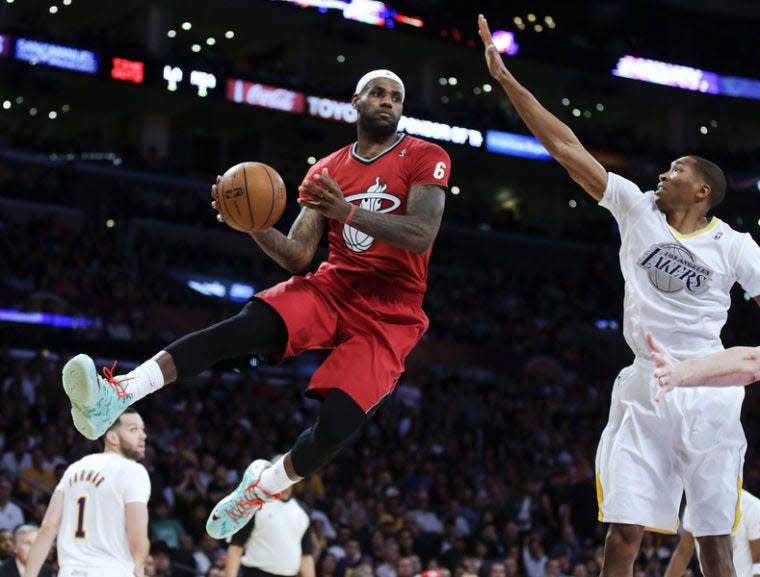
[121,359,165,402]
[258,455,301,495]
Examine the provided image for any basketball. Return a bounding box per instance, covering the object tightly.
[214,161,287,233]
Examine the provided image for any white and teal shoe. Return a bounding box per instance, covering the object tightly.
[62,354,133,440]
[206,459,281,539]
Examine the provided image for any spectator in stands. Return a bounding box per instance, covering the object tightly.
[523,534,548,577]
[376,540,400,577]
[0,479,23,533]
[0,524,52,577]
[151,542,174,577]
[0,530,12,562]
[316,551,338,577]
[335,539,365,577]
[149,499,186,550]
[396,556,416,577]
[17,449,56,504]
[0,441,31,479]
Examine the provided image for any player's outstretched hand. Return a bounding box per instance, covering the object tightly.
[297,168,353,222]
[478,14,508,81]
[647,331,679,402]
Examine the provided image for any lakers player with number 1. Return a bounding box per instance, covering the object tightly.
[60,69,450,540]
[24,407,150,577]
[477,13,760,577]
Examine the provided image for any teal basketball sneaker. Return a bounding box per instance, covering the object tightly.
[62,354,133,440]
[206,459,281,539]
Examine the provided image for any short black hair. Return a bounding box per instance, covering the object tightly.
[689,155,726,209]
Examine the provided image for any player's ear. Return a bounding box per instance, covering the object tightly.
[104,428,118,447]
[697,182,711,202]
[351,94,360,109]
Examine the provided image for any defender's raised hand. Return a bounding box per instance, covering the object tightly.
[478,14,509,81]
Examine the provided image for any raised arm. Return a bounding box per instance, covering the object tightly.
[24,491,63,577]
[299,168,446,255]
[478,14,608,201]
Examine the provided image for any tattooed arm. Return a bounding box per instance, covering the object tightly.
[346,183,446,254]
[299,168,446,255]
[250,207,326,273]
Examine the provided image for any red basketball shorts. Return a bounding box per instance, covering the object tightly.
[256,272,429,412]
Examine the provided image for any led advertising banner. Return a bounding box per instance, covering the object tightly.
[111,57,145,84]
[14,37,99,74]
[485,131,552,160]
[612,55,719,94]
[227,79,305,113]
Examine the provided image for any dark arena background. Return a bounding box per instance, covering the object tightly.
[1,1,759,576]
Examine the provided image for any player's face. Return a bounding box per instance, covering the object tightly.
[655,156,703,212]
[354,78,403,138]
[115,412,147,461]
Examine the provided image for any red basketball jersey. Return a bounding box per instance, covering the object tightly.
[303,134,451,299]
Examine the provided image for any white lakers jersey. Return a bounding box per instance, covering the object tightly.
[600,173,760,361]
[56,452,151,574]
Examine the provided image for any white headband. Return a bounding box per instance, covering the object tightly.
[354,69,405,101]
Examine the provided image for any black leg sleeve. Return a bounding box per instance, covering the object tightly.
[289,389,373,477]
[164,298,287,378]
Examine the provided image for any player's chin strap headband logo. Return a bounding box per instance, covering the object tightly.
[637,242,713,295]
[342,177,401,253]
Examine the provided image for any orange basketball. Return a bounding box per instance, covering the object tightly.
[214,161,287,232]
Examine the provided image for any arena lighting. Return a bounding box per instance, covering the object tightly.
[0,309,96,329]
[490,30,519,56]
[173,273,255,302]
[189,69,217,97]
[485,130,552,160]
[272,0,424,29]
[613,55,760,101]
[0,34,10,58]
[612,55,719,93]
[111,57,145,84]
[14,38,98,74]
[163,65,183,91]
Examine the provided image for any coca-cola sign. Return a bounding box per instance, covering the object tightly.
[226,79,305,113]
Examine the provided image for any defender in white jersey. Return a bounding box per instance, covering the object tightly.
[24,408,151,577]
[478,13,760,577]
[665,489,760,577]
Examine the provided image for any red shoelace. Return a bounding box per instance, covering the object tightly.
[101,362,133,399]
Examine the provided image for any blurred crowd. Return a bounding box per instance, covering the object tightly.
[1,156,759,577]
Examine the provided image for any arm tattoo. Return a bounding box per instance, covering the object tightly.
[347,183,446,254]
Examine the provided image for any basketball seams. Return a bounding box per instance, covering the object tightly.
[242,164,256,232]
[260,165,277,230]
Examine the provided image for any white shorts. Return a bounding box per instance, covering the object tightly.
[595,357,746,536]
